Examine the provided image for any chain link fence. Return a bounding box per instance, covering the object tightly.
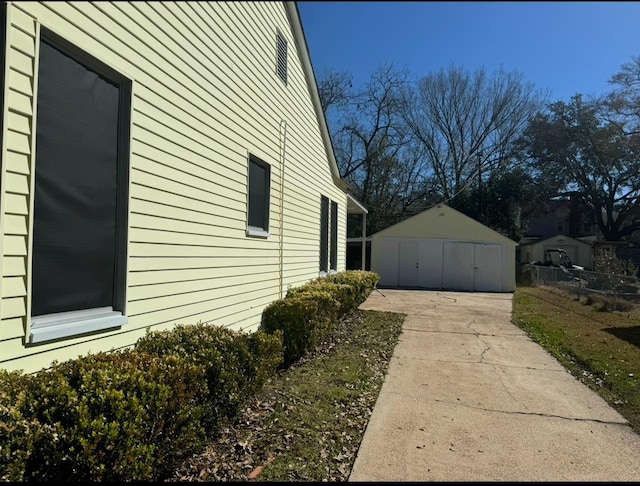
[521,264,640,304]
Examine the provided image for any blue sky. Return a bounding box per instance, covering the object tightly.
[297,1,640,102]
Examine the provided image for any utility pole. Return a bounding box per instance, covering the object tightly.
[477,150,483,222]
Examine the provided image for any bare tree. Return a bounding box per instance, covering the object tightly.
[316,67,352,114]
[317,63,545,234]
[318,63,433,234]
[402,65,547,203]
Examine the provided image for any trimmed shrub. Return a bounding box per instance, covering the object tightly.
[12,350,208,481]
[287,271,380,316]
[326,270,380,307]
[262,294,329,366]
[0,370,61,482]
[285,285,342,319]
[244,327,286,393]
[135,323,283,426]
[263,271,380,366]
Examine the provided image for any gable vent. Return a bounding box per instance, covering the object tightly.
[276,31,287,85]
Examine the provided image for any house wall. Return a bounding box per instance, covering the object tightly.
[0,2,347,373]
[524,199,597,240]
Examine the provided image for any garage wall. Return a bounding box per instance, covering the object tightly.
[374,204,512,242]
[370,205,517,293]
[373,237,512,292]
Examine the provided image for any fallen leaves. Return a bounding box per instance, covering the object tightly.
[167,310,403,482]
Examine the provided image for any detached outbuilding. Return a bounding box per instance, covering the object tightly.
[371,204,517,292]
[518,234,593,269]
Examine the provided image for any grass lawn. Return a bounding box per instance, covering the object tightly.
[513,285,640,433]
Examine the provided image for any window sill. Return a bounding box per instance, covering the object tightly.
[29,306,127,344]
[319,269,337,278]
[246,227,270,238]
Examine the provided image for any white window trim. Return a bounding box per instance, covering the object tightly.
[246,227,270,238]
[246,154,271,237]
[29,307,127,344]
[26,28,132,345]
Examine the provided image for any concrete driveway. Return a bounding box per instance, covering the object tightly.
[348,289,640,481]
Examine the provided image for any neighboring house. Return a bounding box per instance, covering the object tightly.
[521,195,640,271]
[521,196,597,270]
[371,204,517,292]
[0,2,366,373]
[523,195,597,241]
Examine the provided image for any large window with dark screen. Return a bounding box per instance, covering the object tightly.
[30,30,130,338]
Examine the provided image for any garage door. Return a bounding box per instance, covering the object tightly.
[375,238,506,291]
[473,243,503,292]
[398,241,419,287]
[442,242,503,292]
[442,242,474,290]
[383,239,504,291]
[418,239,444,288]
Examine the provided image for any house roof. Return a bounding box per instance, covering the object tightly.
[519,233,592,247]
[371,204,517,246]
[285,2,350,195]
[346,193,368,215]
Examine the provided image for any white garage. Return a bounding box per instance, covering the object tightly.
[371,204,517,292]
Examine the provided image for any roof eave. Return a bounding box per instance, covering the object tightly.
[284,2,349,193]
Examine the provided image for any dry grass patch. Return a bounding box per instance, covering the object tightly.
[169,309,405,482]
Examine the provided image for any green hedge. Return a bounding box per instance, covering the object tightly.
[0,323,284,482]
[135,323,283,428]
[262,295,322,368]
[2,350,208,481]
[326,270,380,307]
[0,370,59,482]
[262,270,380,366]
[0,270,380,482]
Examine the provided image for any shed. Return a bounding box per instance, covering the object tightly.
[519,234,593,269]
[371,204,517,292]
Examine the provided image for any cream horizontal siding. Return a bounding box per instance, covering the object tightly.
[0,291,274,374]
[0,4,35,359]
[128,266,276,288]
[128,254,282,272]
[128,279,278,316]
[3,235,26,256]
[5,152,29,176]
[0,317,23,340]
[9,48,34,80]
[130,169,248,218]
[2,1,348,373]
[3,256,25,277]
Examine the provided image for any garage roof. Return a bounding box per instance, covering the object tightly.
[371,204,517,246]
